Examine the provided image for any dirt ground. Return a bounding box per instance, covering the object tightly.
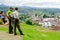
[0,32,22,40]
[0,25,23,40]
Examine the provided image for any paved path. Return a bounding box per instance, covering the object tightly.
[0,32,22,40]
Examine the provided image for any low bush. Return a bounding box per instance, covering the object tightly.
[26,20,32,25]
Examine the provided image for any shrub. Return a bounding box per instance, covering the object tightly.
[26,20,32,25]
[0,19,3,24]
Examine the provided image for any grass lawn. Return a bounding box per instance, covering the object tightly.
[0,23,60,40]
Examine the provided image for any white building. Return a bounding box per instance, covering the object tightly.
[39,18,60,28]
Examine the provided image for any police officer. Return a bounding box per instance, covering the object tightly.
[12,7,24,35]
[7,7,13,34]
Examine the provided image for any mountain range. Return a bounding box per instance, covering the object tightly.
[0,4,60,15]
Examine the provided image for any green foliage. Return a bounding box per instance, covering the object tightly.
[51,15,55,18]
[0,19,3,24]
[26,20,32,25]
[43,14,50,18]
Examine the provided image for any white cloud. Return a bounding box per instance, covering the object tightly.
[0,0,60,8]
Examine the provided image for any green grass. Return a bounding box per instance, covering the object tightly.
[0,23,60,40]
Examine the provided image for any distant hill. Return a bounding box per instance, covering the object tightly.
[0,4,60,15]
[0,4,9,12]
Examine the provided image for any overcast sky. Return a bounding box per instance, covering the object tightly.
[0,0,60,8]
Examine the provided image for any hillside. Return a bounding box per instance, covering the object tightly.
[0,23,60,40]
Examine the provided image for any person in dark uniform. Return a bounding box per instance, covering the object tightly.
[12,7,24,35]
[7,7,13,34]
